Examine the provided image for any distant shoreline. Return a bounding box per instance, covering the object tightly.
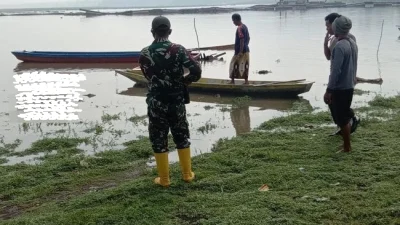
[1,3,400,17]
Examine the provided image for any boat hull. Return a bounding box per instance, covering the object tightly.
[11,44,232,63]
[14,62,135,72]
[115,69,314,98]
[12,51,141,63]
[11,51,201,63]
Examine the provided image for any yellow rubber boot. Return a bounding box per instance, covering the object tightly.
[154,152,170,187]
[177,148,195,182]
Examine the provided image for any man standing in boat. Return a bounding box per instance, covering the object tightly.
[230,13,250,85]
[324,15,358,153]
[324,12,359,136]
[139,16,202,187]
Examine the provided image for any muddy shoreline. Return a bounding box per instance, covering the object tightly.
[1,3,399,17]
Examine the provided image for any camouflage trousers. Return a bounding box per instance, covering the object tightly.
[147,97,190,153]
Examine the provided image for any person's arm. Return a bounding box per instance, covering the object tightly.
[324,33,331,60]
[324,44,331,60]
[238,26,245,54]
[180,46,202,84]
[327,45,345,93]
[138,48,154,81]
[353,42,358,83]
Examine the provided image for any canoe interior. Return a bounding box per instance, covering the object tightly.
[115,69,314,98]
[126,68,309,85]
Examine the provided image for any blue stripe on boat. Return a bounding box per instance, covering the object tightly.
[11,51,142,58]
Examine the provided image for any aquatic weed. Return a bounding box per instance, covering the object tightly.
[232,96,251,109]
[101,113,121,123]
[197,121,217,134]
[128,115,148,126]
[204,105,214,110]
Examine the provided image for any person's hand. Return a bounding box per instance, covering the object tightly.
[324,32,331,46]
[324,92,332,105]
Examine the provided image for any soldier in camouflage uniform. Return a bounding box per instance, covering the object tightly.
[139,16,202,187]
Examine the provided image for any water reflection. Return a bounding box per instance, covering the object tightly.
[118,86,311,135]
[13,72,86,121]
[14,62,136,73]
[279,11,287,19]
[118,86,305,110]
[230,106,251,135]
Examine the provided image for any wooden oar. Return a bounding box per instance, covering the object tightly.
[214,52,226,58]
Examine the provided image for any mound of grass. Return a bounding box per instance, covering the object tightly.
[1,95,400,224]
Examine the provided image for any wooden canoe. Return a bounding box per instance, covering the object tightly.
[14,62,135,72]
[11,51,200,63]
[115,69,314,98]
[11,43,233,63]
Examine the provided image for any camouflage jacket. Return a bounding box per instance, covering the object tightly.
[139,40,202,101]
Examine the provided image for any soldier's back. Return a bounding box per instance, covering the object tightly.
[141,41,187,98]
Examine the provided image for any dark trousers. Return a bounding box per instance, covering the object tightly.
[147,97,190,153]
[328,89,354,127]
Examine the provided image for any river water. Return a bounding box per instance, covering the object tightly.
[0,7,399,165]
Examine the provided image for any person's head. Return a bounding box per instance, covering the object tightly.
[332,15,352,38]
[232,13,242,26]
[325,13,340,35]
[151,16,172,39]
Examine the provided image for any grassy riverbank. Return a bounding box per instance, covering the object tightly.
[1,95,400,225]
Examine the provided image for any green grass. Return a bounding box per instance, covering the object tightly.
[9,138,89,157]
[0,139,22,157]
[1,95,400,224]
[258,111,332,130]
[369,95,400,109]
[0,138,153,212]
[0,158,8,164]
